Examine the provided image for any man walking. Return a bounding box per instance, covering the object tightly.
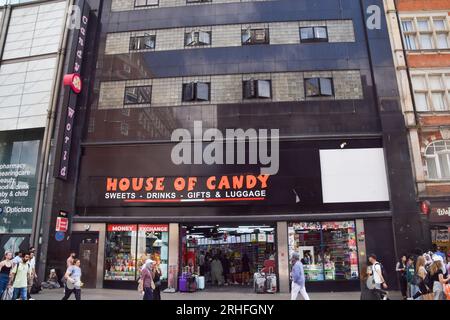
[62,259,82,300]
[368,254,388,299]
[9,252,31,300]
[290,252,310,300]
[27,248,37,300]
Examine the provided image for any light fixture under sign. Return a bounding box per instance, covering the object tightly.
[63,73,82,94]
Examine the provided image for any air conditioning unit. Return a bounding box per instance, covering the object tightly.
[244,79,256,99]
[254,29,267,42]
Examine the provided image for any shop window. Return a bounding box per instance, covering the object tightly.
[289,221,359,282]
[304,78,334,97]
[104,224,169,282]
[425,140,450,180]
[242,28,269,45]
[400,16,450,50]
[124,86,152,105]
[134,0,159,7]
[185,31,211,47]
[243,79,272,99]
[182,82,210,102]
[300,27,328,43]
[129,34,156,51]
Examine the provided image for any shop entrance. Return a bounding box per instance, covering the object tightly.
[70,232,99,288]
[430,225,449,254]
[181,224,277,293]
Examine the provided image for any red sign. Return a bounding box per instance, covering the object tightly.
[138,224,169,232]
[56,217,69,232]
[63,73,82,93]
[107,224,137,232]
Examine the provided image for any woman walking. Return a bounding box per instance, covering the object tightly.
[141,259,155,300]
[429,257,450,300]
[62,259,83,300]
[152,261,162,300]
[411,256,430,300]
[0,251,13,298]
[395,255,407,299]
[360,264,379,300]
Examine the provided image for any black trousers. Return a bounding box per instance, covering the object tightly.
[399,277,407,297]
[62,288,81,300]
[153,286,161,300]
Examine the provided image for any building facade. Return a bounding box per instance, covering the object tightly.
[34,0,431,293]
[385,0,450,256]
[0,0,70,258]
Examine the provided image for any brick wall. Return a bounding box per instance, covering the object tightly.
[104,20,355,55]
[97,70,363,109]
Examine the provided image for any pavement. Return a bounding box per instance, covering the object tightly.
[31,286,403,300]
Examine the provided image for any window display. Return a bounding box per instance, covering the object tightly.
[288,221,359,282]
[137,224,169,280]
[104,224,170,282]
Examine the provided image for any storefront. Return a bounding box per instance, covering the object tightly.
[0,129,42,256]
[427,202,450,255]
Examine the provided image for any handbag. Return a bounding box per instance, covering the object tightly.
[1,287,14,300]
[137,278,143,292]
[444,284,450,300]
[422,292,434,300]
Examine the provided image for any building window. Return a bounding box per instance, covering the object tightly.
[182,82,210,101]
[129,35,156,51]
[304,78,334,97]
[185,31,211,47]
[186,0,211,3]
[288,221,359,282]
[134,0,158,7]
[243,79,272,99]
[425,140,450,180]
[124,86,152,105]
[400,16,449,50]
[300,27,328,43]
[242,28,269,45]
[411,73,450,111]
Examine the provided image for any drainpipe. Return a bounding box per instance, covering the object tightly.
[31,0,74,261]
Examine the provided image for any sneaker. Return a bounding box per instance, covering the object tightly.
[406,298,413,300]
[28,298,35,300]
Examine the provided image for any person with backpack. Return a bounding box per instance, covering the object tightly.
[395,254,407,299]
[410,255,431,300]
[8,252,32,300]
[369,253,388,299]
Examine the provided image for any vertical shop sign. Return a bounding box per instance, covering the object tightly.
[55,0,90,180]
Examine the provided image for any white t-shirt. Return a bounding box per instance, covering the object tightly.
[372,263,383,284]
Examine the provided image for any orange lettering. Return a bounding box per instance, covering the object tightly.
[206,176,216,190]
[174,177,185,191]
[106,178,117,191]
[257,175,270,188]
[145,177,154,191]
[187,177,197,191]
[232,175,244,189]
[246,175,257,189]
[218,176,230,190]
[119,178,130,191]
[155,177,165,191]
[132,178,144,191]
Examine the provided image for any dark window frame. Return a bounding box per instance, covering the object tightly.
[123,85,152,105]
[304,77,334,97]
[184,31,212,47]
[129,35,156,51]
[182,82,211,102]
[300,26,329,43]
[242,79,272,99]
[134,0,159,7]
[241,28,270,45]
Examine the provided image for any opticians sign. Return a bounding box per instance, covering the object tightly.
[55,0,90,180]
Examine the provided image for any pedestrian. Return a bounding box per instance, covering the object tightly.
[241,253,251,286]
[140,259,155,300]
[66,252,76,268]
[429,256,450,300]
[41,269,60,289]
[405,256,415,298]
[221,254,230,286]
[27,248,37,300]
[211,255,224,286]
[12,252,22,266]
[152,261,162,300]
[198,251,205,276]
[360,263,379,300]
[62,258,83,300]
[434,246,446,261]
[410,255,430,300]
[290,252,310,300]
[395,254,407,299]
[368,254,388,299]
[9,252,31,300]
[0,251,13,298]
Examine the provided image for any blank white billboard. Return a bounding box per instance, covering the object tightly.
[320,148,390,203]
